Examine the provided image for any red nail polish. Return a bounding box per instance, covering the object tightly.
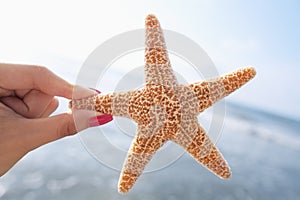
[88,114,113,127]
[89,88,101,94]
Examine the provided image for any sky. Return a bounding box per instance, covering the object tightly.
[0,0,299,120]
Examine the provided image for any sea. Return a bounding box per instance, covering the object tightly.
[1,101,300,200]
[0,58,300,200]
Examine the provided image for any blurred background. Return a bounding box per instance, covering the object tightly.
[0,0,299,199]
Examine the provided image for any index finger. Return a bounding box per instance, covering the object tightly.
[0,63,73,98]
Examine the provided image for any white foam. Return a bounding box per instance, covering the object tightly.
[226,115,300,151]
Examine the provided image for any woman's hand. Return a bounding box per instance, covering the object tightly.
[0,63,112,176]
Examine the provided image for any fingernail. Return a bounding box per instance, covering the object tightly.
[88,114,113,127]
[89,88,101,94]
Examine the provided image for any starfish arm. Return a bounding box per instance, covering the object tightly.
[144,14,178,87]
[69,90,137,118]
[173,123,231,179]
[118,127,167,194]
[189,67,256,112]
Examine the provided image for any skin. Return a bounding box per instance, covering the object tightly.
[0,63,99,176]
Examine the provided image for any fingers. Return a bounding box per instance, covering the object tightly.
[0,88,14,96]
[22,111,99,151]
[0,90,55,118]
[0,96,27,115]
[0,63,114,151]
[0,64,97,100]
[23,110,112,151]
[22,90,55,118]
[0,64,73,99]
[40,98,59,118]
[1,86,96,118]
[23,113,76,151]
[22,88,107,150]
[14,89,31,98]
[72,85,96,99]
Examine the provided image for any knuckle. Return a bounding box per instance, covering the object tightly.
[34,65,49,74]
[33,65,52,82]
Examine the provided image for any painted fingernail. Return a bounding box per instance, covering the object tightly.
[88,114,113,127]
[89,88,101,94]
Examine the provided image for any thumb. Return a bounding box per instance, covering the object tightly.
[22,86,109,151]
[23,113,76,151]
[24,110,96,151]
[24,109,101,151]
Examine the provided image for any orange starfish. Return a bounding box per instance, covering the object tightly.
[70,14,256,194]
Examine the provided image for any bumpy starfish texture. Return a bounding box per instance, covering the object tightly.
[70,14,256,194]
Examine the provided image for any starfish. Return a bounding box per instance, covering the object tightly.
[69,14,256,194]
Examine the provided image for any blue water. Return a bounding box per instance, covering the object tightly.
[1,102,299,200]
[1,56,300,199]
